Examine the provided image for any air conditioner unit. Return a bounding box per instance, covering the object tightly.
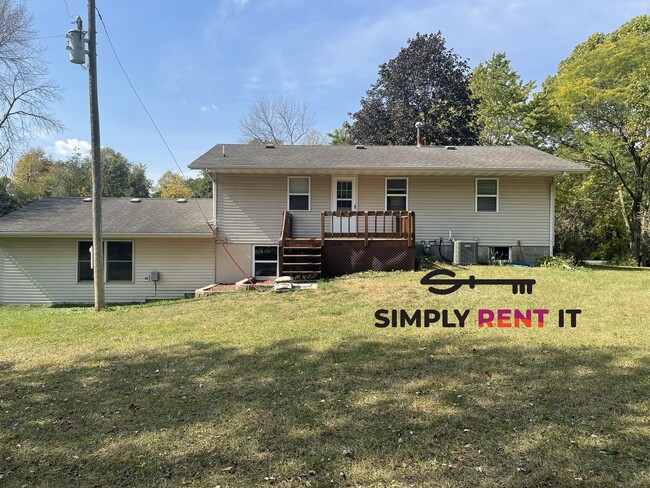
[453,240,478,265]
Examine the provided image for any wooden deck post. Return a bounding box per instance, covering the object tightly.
[321,211,325,246]
[364,211,369,247]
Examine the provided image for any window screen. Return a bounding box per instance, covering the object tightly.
[288,177,310,210]
[386,178,407,211]
[106,241,133,281]
[476,178,498,213]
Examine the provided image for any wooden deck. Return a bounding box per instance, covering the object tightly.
[279,211,416,279]
[320,210,415,247]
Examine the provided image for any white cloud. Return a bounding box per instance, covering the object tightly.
[202,0,252,52]
[199,104,219,112]
[52,138,91,158]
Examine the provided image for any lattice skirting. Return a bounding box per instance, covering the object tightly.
[322,241,415,278]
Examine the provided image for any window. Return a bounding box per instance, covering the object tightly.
[386,178,408,211]
[492,247,510,261]
[476,178,499,213]
[78,241,93,281]
[288,177,310,211]
[335,180,353,211]
[106,241,133,281]
[78,241,133,282]
[253,245,278,279]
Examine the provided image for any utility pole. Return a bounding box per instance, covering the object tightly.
[66,3,104,311]
[88,0,104,311]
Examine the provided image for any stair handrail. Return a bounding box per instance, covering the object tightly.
[280,211,292,243]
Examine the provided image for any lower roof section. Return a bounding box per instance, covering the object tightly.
[0,198,214,235]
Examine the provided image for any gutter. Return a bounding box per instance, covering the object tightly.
[0,232,214,238]
[549,177,556,256]
[190,167,589,176]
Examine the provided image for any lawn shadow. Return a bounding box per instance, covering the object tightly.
[1,337,648,487]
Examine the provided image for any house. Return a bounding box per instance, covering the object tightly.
[0,144,587,305]
[0,198,215,304]
[189,144,587,283]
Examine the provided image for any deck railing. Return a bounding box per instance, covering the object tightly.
[321,210,415,247]
[280,210,293,242]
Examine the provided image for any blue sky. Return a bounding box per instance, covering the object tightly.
[29,0,649,181]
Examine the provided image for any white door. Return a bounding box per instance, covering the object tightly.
[331,176,358,234]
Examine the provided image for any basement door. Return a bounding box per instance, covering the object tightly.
[331,176,358,234]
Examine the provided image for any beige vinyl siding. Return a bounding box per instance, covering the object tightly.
[0,237,216,304]
[358,175,550,247]
[358,175,385,210]
[216,174,285,243]
[0,239,53,304]
[215,243,251,284]
[291,176,329,237]
[215,174,330,242]
[410,176,551,246]
[216,174,551,248]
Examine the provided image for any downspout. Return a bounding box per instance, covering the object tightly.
[212,174,217,226]
[549,176,556,257]
[211,173,218,283]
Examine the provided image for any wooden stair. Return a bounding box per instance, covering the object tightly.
[281,238,322,280]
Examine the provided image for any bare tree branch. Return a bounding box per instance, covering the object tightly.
[0,0,62,175]
[239,95,316,145]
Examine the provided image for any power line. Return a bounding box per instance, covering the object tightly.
[95,8,184,178]
[63,0,74,18]
[94,7,257,289]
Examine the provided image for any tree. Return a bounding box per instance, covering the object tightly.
[554,172,630,262]
[127,163,151,198]
[99,148,151,197]
[327,126,349,145]
[239,95,316,145]
[0,175,18,215]
[156,171,192,199]
[469,52,534,145]
[10,147,54,204]
[0,0,61,172]
[11,147,53,185]
[302,129,326,145]
[347,32,478,146]
[186,170,213,197]
[532,16,650,265]
[48,153,91,197]
[1,147,153,213]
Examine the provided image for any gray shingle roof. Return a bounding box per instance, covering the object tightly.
[189,144,587,174]
[0,198,214,235]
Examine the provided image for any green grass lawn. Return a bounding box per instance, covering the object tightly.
[1,265,649,487]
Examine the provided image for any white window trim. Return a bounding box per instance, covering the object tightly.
[385,177,409,211]
[331,176,358,212]
[252,245,279,280]
[475,177,499,213]
[76,240,93,283]
[287,176,311,211]
[105,240,135,283]
[77,240,135,284]
[491,246,512,262]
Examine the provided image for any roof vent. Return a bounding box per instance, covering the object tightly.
[446,145,456,150]
[176,198,187,203]
[82,197,92,202]
[265,143,275,149]
[355,144,365,149]
[130,198,142,203]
